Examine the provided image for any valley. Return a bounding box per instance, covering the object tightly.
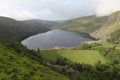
[0,11,120,80]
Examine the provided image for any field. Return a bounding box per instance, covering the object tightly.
[41,49,106,65]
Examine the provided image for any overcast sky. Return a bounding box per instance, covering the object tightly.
[0,0,120,20]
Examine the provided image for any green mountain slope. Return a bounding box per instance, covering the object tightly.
[0,44,68,80]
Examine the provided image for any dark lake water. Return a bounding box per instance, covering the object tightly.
[21,30,91,50]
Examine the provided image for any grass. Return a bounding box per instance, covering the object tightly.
[0,45,68,80]
[41,49,106,65]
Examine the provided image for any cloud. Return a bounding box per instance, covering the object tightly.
[0,10,38,20]
[39,0,97,20]
[0,0,120,20]
[96,0,120,16]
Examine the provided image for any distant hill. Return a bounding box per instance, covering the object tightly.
[21,19,60,28]
[0,17,52,42]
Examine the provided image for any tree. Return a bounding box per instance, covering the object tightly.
[79,43,91,50]
[55,56,67,65]
[37,48,40,53]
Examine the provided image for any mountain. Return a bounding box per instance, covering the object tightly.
[21,19,60,28]
[0,16,50,42]
[92,11,120,41]
[52,11,120,41]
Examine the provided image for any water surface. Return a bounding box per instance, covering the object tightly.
[22,30,91,49]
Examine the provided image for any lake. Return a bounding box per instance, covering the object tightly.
[22,30,91,50]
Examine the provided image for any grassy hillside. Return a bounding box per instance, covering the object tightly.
[53,15,108,33]
[0,44,68,80]
[41,50,106,65]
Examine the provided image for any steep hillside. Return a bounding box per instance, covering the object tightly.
[92,11,120,40]
[0,44,68,80]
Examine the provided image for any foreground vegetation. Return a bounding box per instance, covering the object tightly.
[0,44,68,80]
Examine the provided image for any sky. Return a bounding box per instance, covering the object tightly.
[0,0,120,20]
